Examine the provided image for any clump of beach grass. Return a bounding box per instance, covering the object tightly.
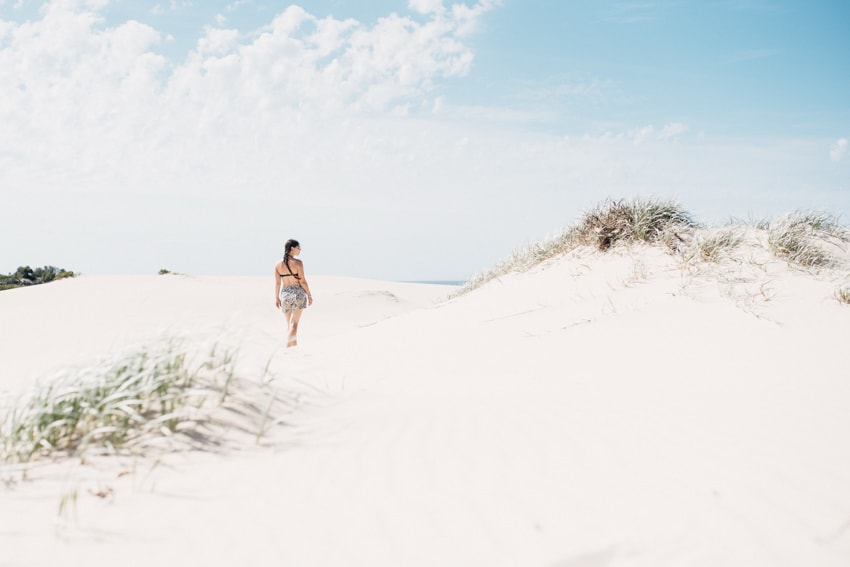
[0,338,271,466]
[836,284,850,305]
[455,197,697,296]
[767,211,849,268]
[681,227,746,265]
[574,198,697,251]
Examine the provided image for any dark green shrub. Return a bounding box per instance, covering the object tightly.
[0,265,76,290]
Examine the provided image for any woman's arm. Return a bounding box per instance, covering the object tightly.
[273,263,282,308]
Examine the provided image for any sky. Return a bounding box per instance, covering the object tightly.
[1,0,848,281]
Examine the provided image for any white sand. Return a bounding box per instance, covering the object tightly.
[1,244,849,567]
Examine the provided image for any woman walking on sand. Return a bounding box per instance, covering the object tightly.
[275,239,313,347]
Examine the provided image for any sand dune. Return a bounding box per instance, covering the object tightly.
[1,240,849,566]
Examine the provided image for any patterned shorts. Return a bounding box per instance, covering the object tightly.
[280,285,308,312]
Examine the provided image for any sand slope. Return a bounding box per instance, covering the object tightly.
[1,244,849,567]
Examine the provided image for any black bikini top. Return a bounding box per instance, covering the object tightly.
[279,260,301,280]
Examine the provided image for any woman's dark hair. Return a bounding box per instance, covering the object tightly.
[283,239,300,268]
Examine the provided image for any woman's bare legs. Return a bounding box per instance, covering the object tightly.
[285,309,303,347]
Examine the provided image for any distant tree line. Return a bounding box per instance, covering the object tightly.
[0,266,76,291]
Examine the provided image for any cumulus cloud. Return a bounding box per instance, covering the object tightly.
[449,0,501,36]
[0,0,492,188]
[0,0,517,276]
[409,0,444,15]
[152,0,192,14]
[830,138,848,162]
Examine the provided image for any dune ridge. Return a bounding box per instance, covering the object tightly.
[1,210,849,566]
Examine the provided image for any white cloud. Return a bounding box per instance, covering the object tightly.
[658,122,687,140]
[627,122,687,144]
[830,138,848,162]
[197,24,238,54]
[1,1,845,280]
[632,125,655,145]
[0,0,493,187]
[450,0,502,36]
[409,0,444,15]
[74,0,110,9]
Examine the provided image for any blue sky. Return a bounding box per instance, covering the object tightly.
[1,0,848,281]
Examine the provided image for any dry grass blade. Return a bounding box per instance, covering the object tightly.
[836,284,850,305]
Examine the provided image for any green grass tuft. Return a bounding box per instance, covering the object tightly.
[0,339,240,464]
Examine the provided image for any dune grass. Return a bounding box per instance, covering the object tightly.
[691,228,745,263]
[456,198,697,295]
[0,339,249,466]
[836,284,850,305]
[455,199,849,298]
[767,211,849,268]
[574,198,698,251]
